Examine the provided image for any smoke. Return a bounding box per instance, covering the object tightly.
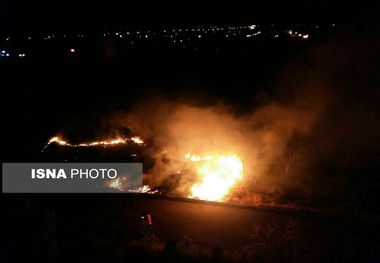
[111,33,379,210]
[110,86,327,201]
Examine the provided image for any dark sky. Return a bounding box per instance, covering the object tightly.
[0,0,380,32]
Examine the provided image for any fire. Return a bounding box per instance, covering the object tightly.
[48,136,71,146]
[106,179,159,193]
[43,135,144,150]
[130,136,144,144]
[186,153,244,201]
[128,185,159,194]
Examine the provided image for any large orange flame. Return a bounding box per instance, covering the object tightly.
[185,153,244,201]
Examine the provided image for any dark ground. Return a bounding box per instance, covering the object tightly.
[2,194,380,262]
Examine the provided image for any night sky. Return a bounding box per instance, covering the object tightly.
[0,0,380,33]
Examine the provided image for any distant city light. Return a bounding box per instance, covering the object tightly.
[1,50,10,57]
[0,25,319,57]
[247,31,261,38]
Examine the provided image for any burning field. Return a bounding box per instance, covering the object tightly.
[2,24,380,263]
[43,132,246,202]
[18,32,377,214]
[40,90,339,208]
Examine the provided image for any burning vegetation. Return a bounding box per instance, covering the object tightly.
[43,93,318,205]
[41,36,380,212]
[43,135,144,150]
[186,153,244,201]
[43,134,246,202]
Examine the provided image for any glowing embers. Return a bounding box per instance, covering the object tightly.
[106,179,159,194]
[43,135,144,151]
[185,153,244,201]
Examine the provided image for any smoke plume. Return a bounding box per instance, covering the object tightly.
[110,34,379,210]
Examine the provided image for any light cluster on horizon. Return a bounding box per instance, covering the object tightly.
[0,23,334,59]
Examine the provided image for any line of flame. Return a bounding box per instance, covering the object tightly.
[43,135,144,151]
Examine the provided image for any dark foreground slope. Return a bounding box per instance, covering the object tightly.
[2,194,379,262]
